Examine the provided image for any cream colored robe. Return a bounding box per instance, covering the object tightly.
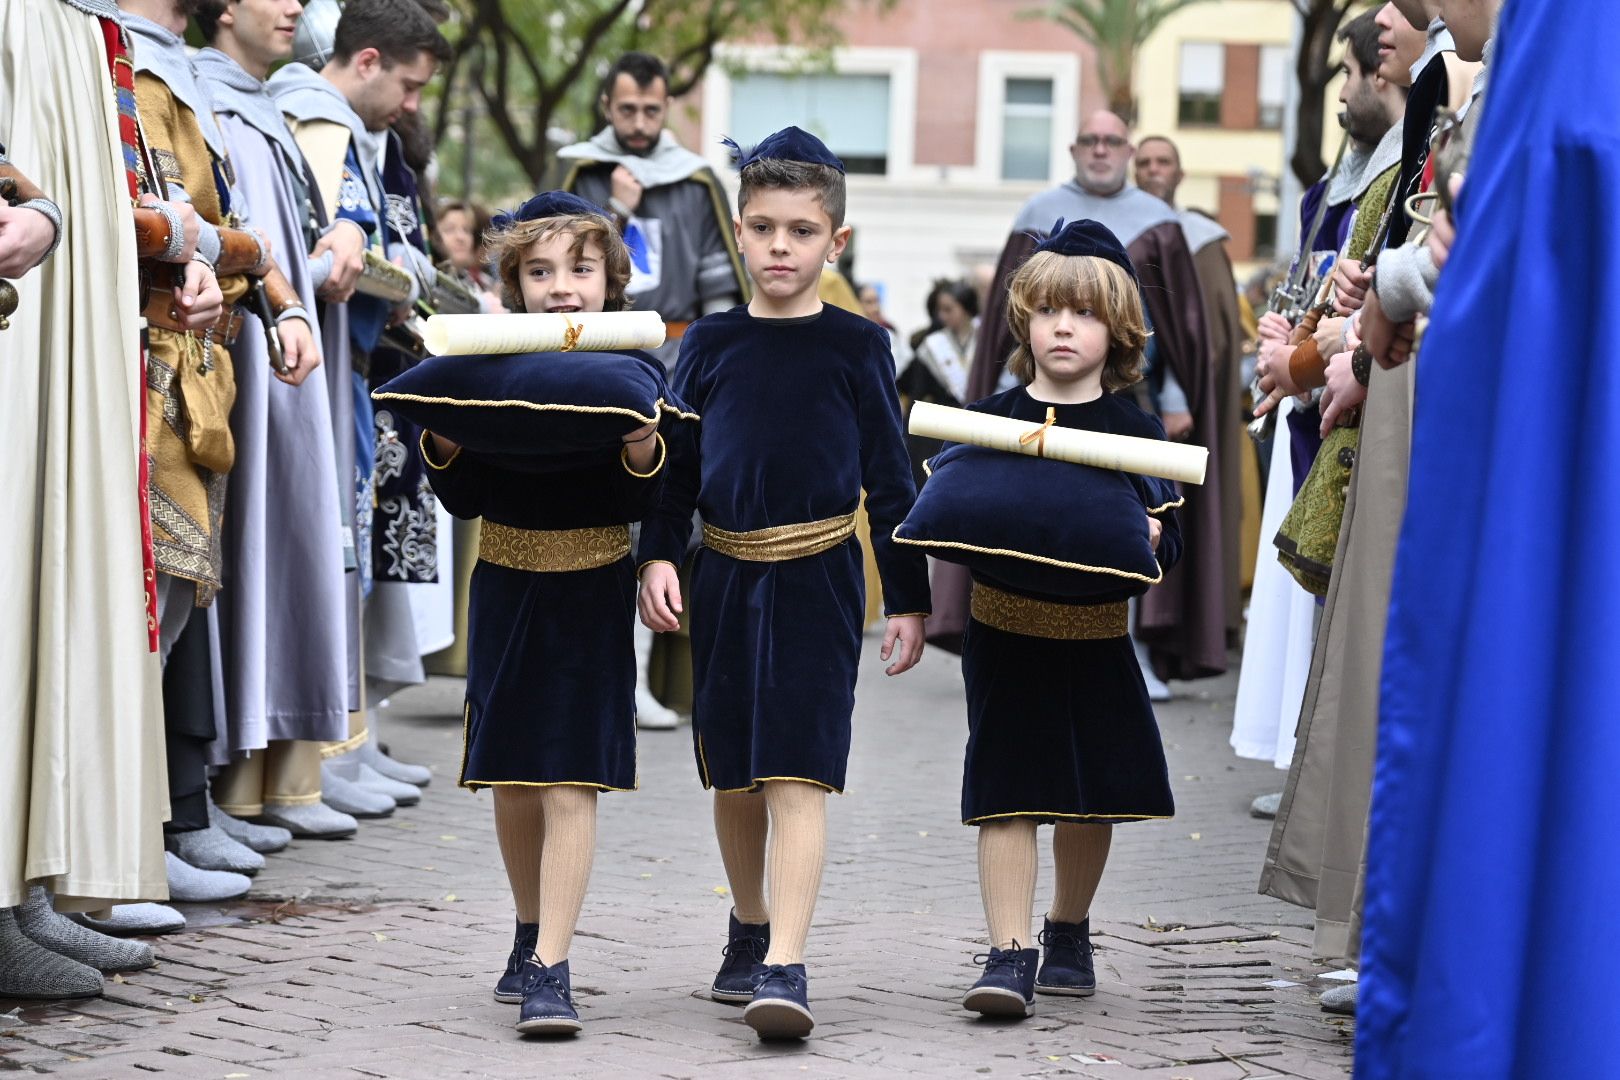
[0,0,168,907]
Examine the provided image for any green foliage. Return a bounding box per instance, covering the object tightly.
[1024,0,1214,120]
[432,0,880,198]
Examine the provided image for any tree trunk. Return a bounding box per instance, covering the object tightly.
[1290,2,1344,187]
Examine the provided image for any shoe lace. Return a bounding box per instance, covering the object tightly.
[521,965,567,998]
[1036,928,1093,956]
[972,941,1030,975]
[721,934,768,964]
[750,963,805,992]
[508,930,538,972]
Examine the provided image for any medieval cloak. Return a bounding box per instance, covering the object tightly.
[198,47,350,755]
[1358,3,1610,1072]
[0,0,167,906]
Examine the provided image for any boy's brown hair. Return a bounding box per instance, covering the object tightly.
[1004,251,1150,390]
[737,159,847,230]
[487,213,632,314]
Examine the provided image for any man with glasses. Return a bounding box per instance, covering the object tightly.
[947,109,1228,698]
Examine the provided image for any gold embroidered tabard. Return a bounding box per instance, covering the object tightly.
[478,522,631,573]
[969,582,1129,641]
[135,71,247,601]
[701,513,857,563]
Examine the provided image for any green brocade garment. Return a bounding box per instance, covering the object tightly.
[1275,424,1358,596]
[1269,163,1398,597]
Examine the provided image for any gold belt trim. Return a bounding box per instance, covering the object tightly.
[702,513,857,562]
[970,582,1129,641]
[478,522,631,573]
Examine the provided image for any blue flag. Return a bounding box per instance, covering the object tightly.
[1359,2,1620,1076]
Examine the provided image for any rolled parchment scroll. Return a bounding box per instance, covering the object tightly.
[422,310,668,356]
[908,400,1208,485]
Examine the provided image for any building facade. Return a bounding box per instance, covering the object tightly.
[676,0,1311,342]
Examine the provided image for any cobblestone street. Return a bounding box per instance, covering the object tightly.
[2,638,1354,1078]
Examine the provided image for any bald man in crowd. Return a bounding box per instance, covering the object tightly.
[1134,135,1245,644]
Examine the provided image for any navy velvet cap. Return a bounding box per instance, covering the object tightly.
[492,190,610,231]
[722,126,846,174]
[1032,218,1139,283]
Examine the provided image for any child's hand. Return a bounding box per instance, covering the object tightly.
[426,432,461,462]
[622,419,661,472]
[1147,514,1163,552]
[881,614,926,676]
[622,420,659,444]
[638,562,683,632]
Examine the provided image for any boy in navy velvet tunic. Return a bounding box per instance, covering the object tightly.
[948,220,1181,1020]
[421,193,666,1038]
[638,127,930,1040]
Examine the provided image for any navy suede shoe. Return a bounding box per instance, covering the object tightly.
[743,963,813,1039]
[1035,916,1096,997]
[962,944,1038,1017]
[710,911,770,1004]
[494,920,538,1004]
[515,959,581,1036]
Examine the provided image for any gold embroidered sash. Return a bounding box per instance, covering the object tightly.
[702,513,857,563]
[478,522,631,573]
[970,582,1128,641]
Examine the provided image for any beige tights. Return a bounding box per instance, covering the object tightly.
[1049,822,1112,924]
[712,782,828,964]
[492,785,598,965]
[978,819,1038,950]
[713,791,769,924]
[762,780,827,966]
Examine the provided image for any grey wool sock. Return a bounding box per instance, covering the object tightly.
[165,852,251,903]
[16,888,154,973]
[319,765,395,818]
[356,737,431,787]
[0,907,103,999]
[167,825,265,874]
[354,762,421,806]
[256,802,357,840]
[1320,983,1358,1014]
[75,903,186,936]
[210,801,291,853]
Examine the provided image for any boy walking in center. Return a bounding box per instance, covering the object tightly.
[638,127,930,1040]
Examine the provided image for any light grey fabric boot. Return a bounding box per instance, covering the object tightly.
[16,887,154,973]
[0,907,103,999]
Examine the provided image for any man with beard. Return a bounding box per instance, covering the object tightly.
[1258,0,1480,1017]
[946,110,1221,697]
[560,51,747,372]
[1227,7,1404,800]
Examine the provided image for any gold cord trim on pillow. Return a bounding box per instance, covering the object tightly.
[1145,495,1185,514]
[702,513,857,562]
[478,521,631,573]
[970,582,1129,640]
[372,388,700,424]
[890,529,1163,585]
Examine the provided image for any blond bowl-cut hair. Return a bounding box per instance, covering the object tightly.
[489,213,633,314]
[1004,251,1150,391]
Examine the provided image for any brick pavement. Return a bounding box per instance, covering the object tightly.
[0,639,1354,1078]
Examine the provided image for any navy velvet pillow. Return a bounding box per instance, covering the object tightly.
[893,443,1161,599]
[371,348,695,458]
